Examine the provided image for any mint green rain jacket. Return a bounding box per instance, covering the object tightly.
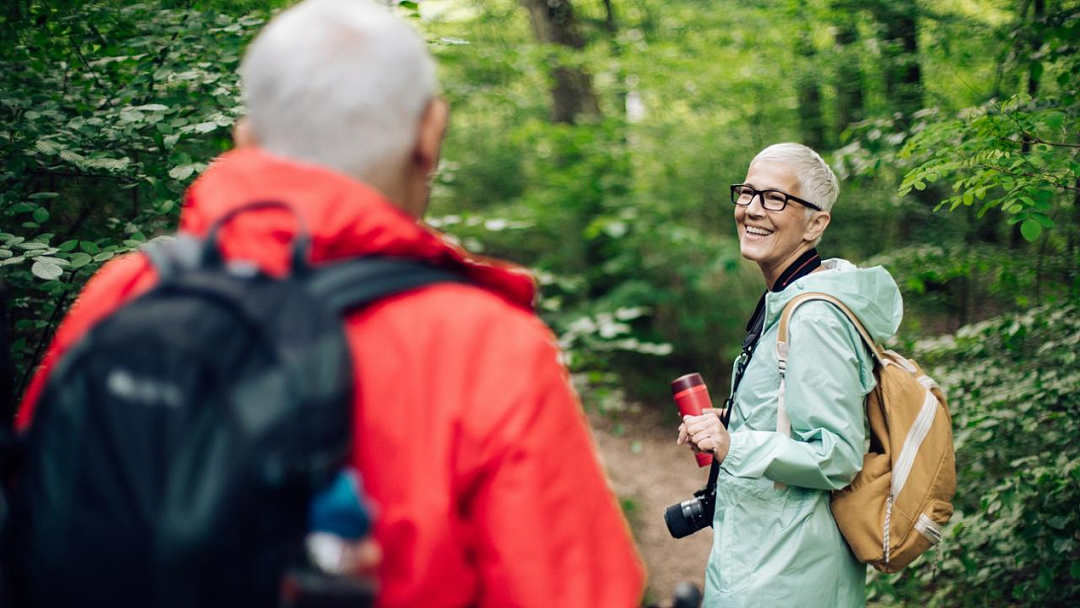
[703,259,903,608]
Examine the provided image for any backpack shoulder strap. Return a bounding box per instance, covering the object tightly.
[772,293,885,490]
[141,234,203,281]
[777,292,885,366]
[307,257,469,314]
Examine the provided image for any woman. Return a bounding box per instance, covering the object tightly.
[677,143,902,607]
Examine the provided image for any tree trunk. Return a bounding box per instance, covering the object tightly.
[520,0,601,124]
[796,36,827,150]
[794,1,826,150]
[1012,0,1045,247]
[602,0,617,34]
[871,0,922,119]
[833,13,864,137]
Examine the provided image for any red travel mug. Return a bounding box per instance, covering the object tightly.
[672,373,714,467]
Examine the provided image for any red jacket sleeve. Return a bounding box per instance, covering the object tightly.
[460,323,645,607]
[16,254,155,429]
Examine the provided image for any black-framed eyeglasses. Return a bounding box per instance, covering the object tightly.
[730,184,822,212]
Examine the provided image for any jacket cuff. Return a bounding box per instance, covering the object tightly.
[720,431,748,475]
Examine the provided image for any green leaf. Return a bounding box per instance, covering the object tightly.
[119,108,145,123]
[80,240,100,254]
[58,239,78,252]
[32,207,49,223]
[93,251,115,262]
[1038,565,1053,590]
[28,192,60,200]
[8,203,34,213]
[1033,213,1055,229]
[30,259,63,280]
[169,164,196,181]
[68,252,92,269]
[1020,219,1043,242]
[1071,561,1080,579]
[1047,515,1068,530]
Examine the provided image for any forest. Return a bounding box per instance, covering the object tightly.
[1,0,1078,605]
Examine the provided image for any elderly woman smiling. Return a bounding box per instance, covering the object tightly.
[677,143,903,607]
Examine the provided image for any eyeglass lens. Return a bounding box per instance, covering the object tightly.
[733,186,789,211]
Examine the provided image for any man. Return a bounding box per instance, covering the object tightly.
[16,1,645,605]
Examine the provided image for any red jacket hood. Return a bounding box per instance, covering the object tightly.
[179,148,536,310]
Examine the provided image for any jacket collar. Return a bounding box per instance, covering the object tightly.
[179,148,536,310]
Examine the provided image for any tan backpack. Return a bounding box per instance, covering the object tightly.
[776,293,957,573]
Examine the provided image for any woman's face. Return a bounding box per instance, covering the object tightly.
[735,161,826,282]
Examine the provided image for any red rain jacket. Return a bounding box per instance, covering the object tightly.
[17,149,645,607]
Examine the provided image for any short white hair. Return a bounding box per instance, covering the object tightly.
[240,0,437,184]
[750,143,839,213]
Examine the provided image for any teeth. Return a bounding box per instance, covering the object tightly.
[746,226,773,236]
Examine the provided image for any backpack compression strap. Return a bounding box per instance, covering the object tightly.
[771,293,885,490]
[141,235,204,281]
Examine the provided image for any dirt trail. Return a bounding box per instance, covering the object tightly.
[591,410,715,605]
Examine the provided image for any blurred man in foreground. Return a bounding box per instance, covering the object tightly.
[16,1,644,605]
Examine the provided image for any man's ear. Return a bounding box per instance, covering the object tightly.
[414,97,449,177]
[232,117,258,149]
[803,211,831,244]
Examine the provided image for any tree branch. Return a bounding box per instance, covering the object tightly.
[978,164,1080,191]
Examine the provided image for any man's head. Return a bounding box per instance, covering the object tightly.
[732,143,838,285]
[237,0,447,218]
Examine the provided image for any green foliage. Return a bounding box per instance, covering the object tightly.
[897,7,1080,243]
[869,304,1080,607]
[899,93,1079,242]
[0,1,270,384]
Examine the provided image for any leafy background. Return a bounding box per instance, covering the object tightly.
[2,0,1078,605]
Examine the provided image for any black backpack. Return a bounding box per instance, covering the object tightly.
[1,202,462,608]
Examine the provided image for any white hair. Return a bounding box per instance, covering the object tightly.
[750,143,840,213]
[240,0,437,186]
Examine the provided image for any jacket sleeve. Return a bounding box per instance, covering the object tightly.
[720,304,872,491]
[462,320,645,608]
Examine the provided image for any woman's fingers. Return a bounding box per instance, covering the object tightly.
[677,422,689,445]
[686,415,720,436]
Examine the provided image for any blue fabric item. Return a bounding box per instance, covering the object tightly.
[308,469,372,540]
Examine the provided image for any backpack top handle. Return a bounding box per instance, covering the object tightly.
[202,200,312,275]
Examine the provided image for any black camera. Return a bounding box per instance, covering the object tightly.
[663,483,716,539]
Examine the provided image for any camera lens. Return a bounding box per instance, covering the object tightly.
[664,497,709,539]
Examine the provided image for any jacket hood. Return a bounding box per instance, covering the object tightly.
[764,258,903,343]
[179,148,536,310]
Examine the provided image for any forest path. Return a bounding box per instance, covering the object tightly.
[592,410,714,605]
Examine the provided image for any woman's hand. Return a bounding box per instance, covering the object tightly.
[677,407,730,463]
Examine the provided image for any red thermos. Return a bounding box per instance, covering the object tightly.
[671,373,714,467]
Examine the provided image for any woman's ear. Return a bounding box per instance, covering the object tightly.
[803,211,831,244]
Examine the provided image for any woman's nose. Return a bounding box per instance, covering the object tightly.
[746,193,767,217]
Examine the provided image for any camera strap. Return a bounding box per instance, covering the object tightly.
[705,248,821,493]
